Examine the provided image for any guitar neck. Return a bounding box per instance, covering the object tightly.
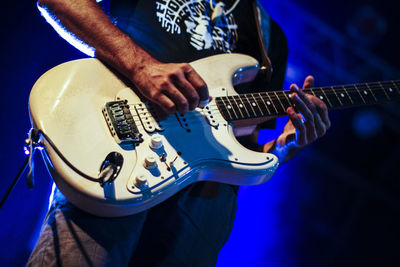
[216,80,400,122]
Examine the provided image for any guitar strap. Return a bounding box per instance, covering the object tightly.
[252,0,273,82]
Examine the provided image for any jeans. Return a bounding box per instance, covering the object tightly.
[27,182,237,266]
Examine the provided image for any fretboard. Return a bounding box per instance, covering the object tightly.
[215,80,400,122]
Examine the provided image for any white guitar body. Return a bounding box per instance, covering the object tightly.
[29,54,279,217]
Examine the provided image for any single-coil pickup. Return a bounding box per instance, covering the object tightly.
[135,103,163,133]
[203,105,219,127]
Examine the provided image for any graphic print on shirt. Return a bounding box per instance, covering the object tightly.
[156,0,238,52]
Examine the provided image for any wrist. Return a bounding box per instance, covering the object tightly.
[266,135,302,164]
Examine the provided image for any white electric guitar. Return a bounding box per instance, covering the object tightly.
[29,53,399,217]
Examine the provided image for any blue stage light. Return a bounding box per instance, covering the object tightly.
[352,109,382,138]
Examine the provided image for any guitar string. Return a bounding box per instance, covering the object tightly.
[119,81,399,124]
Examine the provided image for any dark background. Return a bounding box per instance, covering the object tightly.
[0,1,399,266]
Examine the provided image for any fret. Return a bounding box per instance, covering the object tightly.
[334,86,353,107]
[225,96,239,120]
[240,95,254,118]
[381,81,400,101]
[355,85,366,104]
[249,94,265,116]
[368,82,388,102]
[377,82,390,100]
[345,85,365,105]
[365,83,378,102]
[232,95,248,118]
[269,92,286,114]
[216,97,233,121]
[321,88,333,108]
[257,93,272,115]
[262,92,279,115]
[342,86,354,105]
[310,88,330,107]
[393,81,400,94]
[307,89,316,97]
[323,86,342,108]
[243,94,258,118]
[355,84,375,104]
[275,91,292,110]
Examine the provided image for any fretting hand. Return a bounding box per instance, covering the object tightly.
[266,76,331,163]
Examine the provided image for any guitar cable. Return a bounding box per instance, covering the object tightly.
[0,128,40,208]
[0,128,112,208]
[34,129,111,184]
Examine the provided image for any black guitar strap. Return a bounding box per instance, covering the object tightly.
[252,0,273,82]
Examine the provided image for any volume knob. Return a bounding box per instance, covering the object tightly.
[149,134,163,149]
[144,155,157,169]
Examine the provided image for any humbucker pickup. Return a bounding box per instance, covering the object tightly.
[102,100,143,145]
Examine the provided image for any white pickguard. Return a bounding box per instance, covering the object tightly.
[29,53,279,217]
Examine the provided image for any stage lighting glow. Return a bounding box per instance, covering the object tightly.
[352,109,382,138]
[37,3,95,57]
[24,147,30,155]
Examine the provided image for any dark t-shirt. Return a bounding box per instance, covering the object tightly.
[109,0,259,63]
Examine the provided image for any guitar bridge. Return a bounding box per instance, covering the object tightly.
[103,100,143,145]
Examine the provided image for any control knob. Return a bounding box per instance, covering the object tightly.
[149,134,163,149]
[144,155,157,169]
[135,174,147,187]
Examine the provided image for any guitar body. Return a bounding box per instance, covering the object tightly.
[29,53,279,217]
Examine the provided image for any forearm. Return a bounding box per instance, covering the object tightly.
[38,0,157,80]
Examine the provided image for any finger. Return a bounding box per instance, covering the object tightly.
[311,101,327,137]
[303,93,329,136]
[315,100,331,130]
[156,93,176,114]
[172,72,200,110]
[163,84,189,115]
[290,89,314,126]
[303,75,314,89]
[292,84,323,127]
[287,107,306,146]
[290,90,318,142]
[185,64,209,103]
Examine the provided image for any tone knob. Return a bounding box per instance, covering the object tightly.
[144,155,157,169]
[149,134,163,149]
[135,174,147,187]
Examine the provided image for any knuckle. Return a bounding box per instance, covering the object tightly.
[178,98,189,107]
[197,83,207,92]
[160,78,171,88]
[317,127,326,137]
[188,93,200,104]
[308,101,317,110]
[148,90,160,99]
[310,130,318,140]
[297,122,306,131]
[167,72,178,80]
[181,63,192,71]
[326,121,331,129]
[165,103,176,114]
[304,110,313,120]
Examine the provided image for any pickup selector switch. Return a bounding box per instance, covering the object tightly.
[144,155,157,169]
[149,134,163,149]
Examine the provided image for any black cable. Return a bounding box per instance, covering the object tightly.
[0,156,29,208]
[0,128,115,208]
[37,130,101,183]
